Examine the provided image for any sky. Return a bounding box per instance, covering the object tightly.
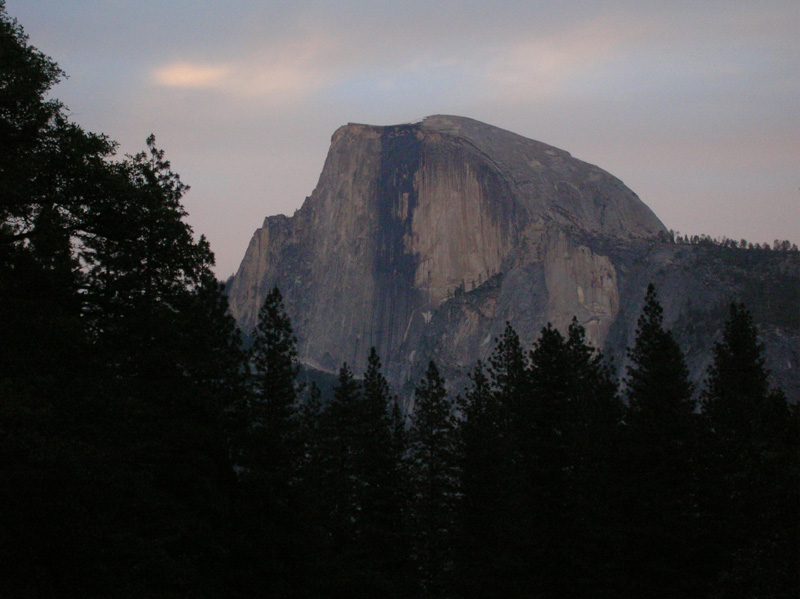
[8,0,799,277]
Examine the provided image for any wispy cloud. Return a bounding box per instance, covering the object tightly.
[152,59,327,101]
[13,0,798,275]
[153,62,229,88]
[151,31,339,103]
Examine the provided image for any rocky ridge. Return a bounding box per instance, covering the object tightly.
[227,115,798,402]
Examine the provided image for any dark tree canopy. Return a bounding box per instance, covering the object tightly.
[1,5,248,595]
[702,302,790,442]
[2,4,797,596]
[250,285,299,420]
[626,283,695,436]
[701,303,799,597]
[621,284,709,597]
[409,361,459,598]
[487,321,528,411]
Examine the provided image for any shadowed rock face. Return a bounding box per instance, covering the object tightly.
[227,116,666,380]
[227,115,798,402]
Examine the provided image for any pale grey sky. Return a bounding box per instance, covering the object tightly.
[9,1,799,276]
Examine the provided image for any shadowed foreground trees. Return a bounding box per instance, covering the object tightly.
[702,303,799,597]
[2,4,797,596]
[456,319,624,599]
[619,284,711,597]
[408,361,459,597]
[1,5,245,595]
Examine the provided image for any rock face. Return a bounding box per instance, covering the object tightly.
[227,115,799,402]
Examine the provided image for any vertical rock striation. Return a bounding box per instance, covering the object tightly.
[227,115,798,401]
[227,115,666,385]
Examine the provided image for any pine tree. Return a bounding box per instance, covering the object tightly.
[456,321,623,597]
[182,267,248,411]
[235,286,302,597]
[702,302,789,443]
[456,360,520,598]
[527,323,571,452]
[387,386,413,595]
[242,285,300,493]
[408,361,458,598]
[296,381,325,483]
[458,323,537,597]
[529,320,622,596]
[291,381,330,596]
[564,318,621,442]
[622,283,703,597]
[315,362,364,594]
[626,283,695,437]
[249,285,299,423]
[513,322,599,596]
[361,348,395,477]
[702,303,799,598]
[487,322,528,414]
[327,361,362,519]
[358,348,412,597]
[360,352,401,514]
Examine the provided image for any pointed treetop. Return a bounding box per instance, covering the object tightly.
[488,322,528,398]
[626,283,695,432]
[703,302,789,441]
[250,285,299,412]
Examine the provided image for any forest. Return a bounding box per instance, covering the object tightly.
[1,3,798,597]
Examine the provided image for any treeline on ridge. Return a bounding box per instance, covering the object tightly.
[1,3,797,597]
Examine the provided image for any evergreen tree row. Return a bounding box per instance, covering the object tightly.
[1,4,797,596]
[238,284,797,599]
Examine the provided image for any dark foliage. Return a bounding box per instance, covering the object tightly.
[702,304,799,598]
[408,361,459,597]
[2,4,797,596]
[1,5,245,596]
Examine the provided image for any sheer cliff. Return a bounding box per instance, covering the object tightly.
[227,115,798,400]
